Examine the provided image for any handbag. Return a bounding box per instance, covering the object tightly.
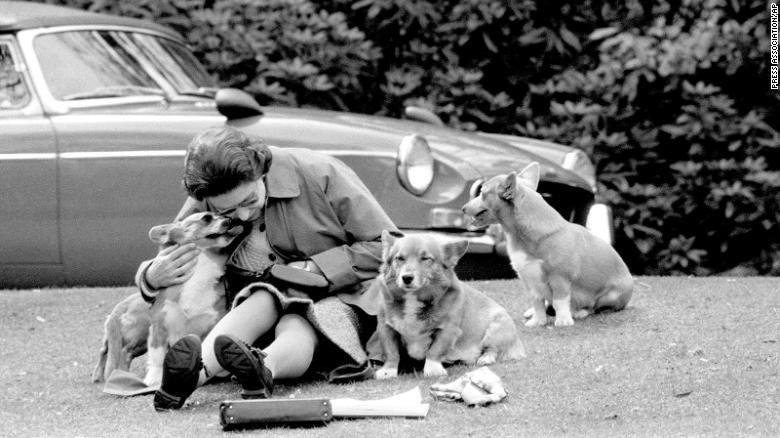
[225,263,329,304]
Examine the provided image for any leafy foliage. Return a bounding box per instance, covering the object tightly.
[520,0,780,275]
[40,0,381,109]
[33,0,780,275]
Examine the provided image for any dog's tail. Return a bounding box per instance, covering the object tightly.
[499,315,527,361]
[91,313,124,383]
[487,310,526,361]
[505,336,527,361]
[91,330,109,383]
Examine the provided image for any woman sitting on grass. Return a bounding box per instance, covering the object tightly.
[135,126,398,410]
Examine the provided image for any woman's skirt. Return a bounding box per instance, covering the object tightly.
[230,282,374,370]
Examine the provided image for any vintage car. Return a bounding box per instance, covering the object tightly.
[0,1,613,288]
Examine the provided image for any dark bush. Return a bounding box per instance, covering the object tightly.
[519,1,780,275]
[39,0,381,110]
[33,0,780,275]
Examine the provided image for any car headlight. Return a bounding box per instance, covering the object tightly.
[397,134,434,195]
[562,149,597,191]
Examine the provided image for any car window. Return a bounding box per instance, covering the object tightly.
[34,31,162,100]
[131,34,215,93]
[32,30,215,101]
[0,42,31,109]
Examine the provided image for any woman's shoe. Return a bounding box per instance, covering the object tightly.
[214,334,274,399]
[153,334,202,411]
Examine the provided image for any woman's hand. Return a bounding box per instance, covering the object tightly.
[145,243,201,289]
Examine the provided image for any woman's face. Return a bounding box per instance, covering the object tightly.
[205,178,266,222]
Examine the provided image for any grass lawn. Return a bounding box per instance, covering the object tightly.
[1,276,779,437]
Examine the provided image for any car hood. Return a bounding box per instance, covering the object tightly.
[234,106,591,191]
[70,99,591,191]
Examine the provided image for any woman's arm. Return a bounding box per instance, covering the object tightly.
[306,158,400,292]
[134,197,205,302]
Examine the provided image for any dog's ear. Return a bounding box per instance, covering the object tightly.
[381,230,398,261]
[148,224,171,243]
[500,172,517,201]
[168,227,186,243]
[442,240,469,267]
[148,224,184,245]
[517,162,540,191]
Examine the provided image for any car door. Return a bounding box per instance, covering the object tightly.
[0,36,62,286]
[52,111,213,286]
[21,27,224,286]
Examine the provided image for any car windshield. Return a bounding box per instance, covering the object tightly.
[33,30,215,101]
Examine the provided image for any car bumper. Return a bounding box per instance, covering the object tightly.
[403,229,499,253]
[407,202,615,257]
[408,203,615,280]
[584,203,614,245]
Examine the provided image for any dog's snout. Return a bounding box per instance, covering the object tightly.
[462,201,473,214]
[401,274,414,285]
[225,217,239,227]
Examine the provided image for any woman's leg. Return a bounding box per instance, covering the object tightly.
[199,290,279,384]
[263,313,318,379]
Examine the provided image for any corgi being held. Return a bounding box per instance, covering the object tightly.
[374,231,525,379]
[462,162,633,327]
[92,212,242,386]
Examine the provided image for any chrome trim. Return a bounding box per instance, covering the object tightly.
[585,203,614,245]
[401,229,498,255]
[561,149,580,170]
[0,35,37,114]
[49,114,220,123]
[0,153,57,161]
[0,151,185,161]
[60,151,185,159]
[320,150,395,159]
[0,149,397,161]
[562,149,598,191]
[429,207,469,228]
[63,95,167,109]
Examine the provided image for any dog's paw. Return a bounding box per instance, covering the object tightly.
[476,351,497,366]
[143,368,163,388]
[554,314,575,327]
[525,316,548,327]
[423,360,448,378]
[374,367,399,380]
[572,309,591,319]
[522,307,535,319]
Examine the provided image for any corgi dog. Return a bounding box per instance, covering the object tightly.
[92,212,242,386]
[462,162,633,327]
[374,231,525,379]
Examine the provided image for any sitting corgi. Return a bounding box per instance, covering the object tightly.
[462,162,634,327]
[92,212,242,386]
[374,231,525,379]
